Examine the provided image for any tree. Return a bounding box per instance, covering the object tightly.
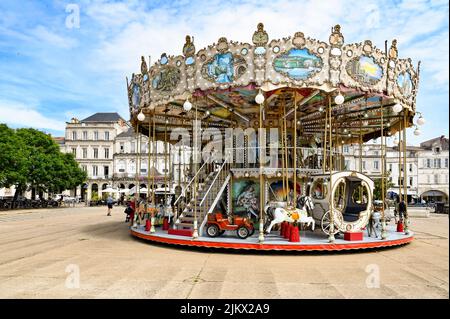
[0,124,27,189]
[0,125,87,200]
[373,172,394,200]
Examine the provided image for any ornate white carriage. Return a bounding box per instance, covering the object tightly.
[307,171,374,235]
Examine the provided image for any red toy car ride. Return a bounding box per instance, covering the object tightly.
[206,212,255,239]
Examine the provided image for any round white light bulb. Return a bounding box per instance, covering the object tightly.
[414,128,421,136]
[417,116,425,126]
[392,103,403,114]
[334,93,345,105]
[183,99,192,111]
[137,111,145,122]
[255,91,265,104]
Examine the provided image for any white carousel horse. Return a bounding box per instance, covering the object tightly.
[264,196,315,234]
[159,195,174,223]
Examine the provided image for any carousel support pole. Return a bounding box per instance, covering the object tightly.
[150,113,156,233]
[380,98,387,239]
[328,95,335,243]
[137,122,143,226]
[359,115,362,173]
[323,100,328,173]
[133,122,140,228]
[283,95,290,204]
[192,101,199,239]
[293,91,297,204]
[147,117,154,230]
[403,111,409,235]
[398,119,402,203]
[258,94,265,243]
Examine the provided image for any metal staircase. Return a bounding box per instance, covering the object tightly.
[174,159,231,236]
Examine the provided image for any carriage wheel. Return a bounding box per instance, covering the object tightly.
[321,211,340,235]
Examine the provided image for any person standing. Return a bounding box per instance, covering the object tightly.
[106,195,113,216]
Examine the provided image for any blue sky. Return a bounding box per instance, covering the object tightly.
[0,0,448,146]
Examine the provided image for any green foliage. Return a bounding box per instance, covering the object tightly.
[91,191,99,201]
[373,172,394,200]
[0,124,27,188]
[0,125,87,195]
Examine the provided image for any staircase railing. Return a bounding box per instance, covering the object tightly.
[173,156,211,207]
[197,157,231,235]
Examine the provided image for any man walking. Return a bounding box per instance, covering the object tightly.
[107,195,114,216]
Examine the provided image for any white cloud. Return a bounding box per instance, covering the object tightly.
[30,25,77,49]
[0,99,65,131]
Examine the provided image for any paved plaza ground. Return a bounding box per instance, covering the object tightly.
[0,205,448,298]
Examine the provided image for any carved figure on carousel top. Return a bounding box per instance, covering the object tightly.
[183,35,196,58]
[292,32,306,49]
[362,40,373,54]
[389,39,398,60]
[141,56,148,75]
[252,22,269,47]
[329,24,344,47]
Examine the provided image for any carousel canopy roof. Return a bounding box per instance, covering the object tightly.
[127,23,420,145]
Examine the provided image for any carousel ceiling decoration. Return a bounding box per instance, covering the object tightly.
[127,23,420,141]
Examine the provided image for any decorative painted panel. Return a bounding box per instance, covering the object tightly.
[346,55,382,86]
[273,48,322,80]
[397,72,413,97]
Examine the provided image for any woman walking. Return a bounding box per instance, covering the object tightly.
[107,195,114,216]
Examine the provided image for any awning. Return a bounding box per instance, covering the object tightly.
[387,188,417,196]
[421,190,447,197]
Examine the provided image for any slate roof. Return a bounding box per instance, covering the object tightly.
[420,135,449,151]
[81,112,124,123]
[116,128,136,138]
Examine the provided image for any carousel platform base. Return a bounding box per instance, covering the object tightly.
[130,224,414,252]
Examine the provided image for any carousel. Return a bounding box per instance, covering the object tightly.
[126,23,421,251]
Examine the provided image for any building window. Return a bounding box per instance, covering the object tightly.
[94,131,99,141]
[93,148,98,159]
[131,142,135,153]
[140,161,147,173]
[434,174,439,184]
[104,131,109,141]
[104,148,110,159]
[344,160,350,170]
[389,164,392,172]
[434,147,441,154]
[445,158,449,168]
[373,160,379,170]
[104,166,109,177]
[120,142,125,153]
[82,148,87,159]
[93,165,98,177]
[409,163,413,172]
[118,160,126,173]
[72,148,77,157]
[72,131,77,140]
[434,158,441,168]
[362,161,366,170]
[83,131,88,140]
[409,177,413,186]
[82,165,87,172]
[426,159,431,168]
[343,145,349,153]
[129,160,136,174]
[373,151,379,156]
